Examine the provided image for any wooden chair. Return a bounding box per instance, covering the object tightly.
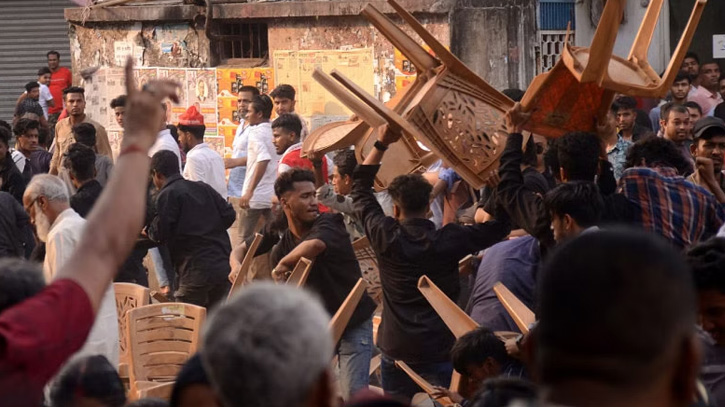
[352,236,383,304]
[286,257,313,287]
[329,278,368,344]
[228,233,263,300]
[113,283,150,381]
[493,282,535,334]
[125,303,206,400]
[458,254,475,277]
[395,360,454,406]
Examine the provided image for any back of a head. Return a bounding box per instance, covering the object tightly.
[270,84,296,100]
[72,123,96,148]
[271,113,303,139]
[202,283,333,407]
[0,259,45,313]
[38,67,52,77]
[625,136,691,174]
[556,132,600,181]
[686,237,725,294]
[333,149,358,178]
[13,118,40,138]
[274,168,316,200]
[64,143,96,182]
[502,88,525,102]
[151,150,181,178]
[614,95,637,112]
[251,94,274,119]
[239,85,261,97]
[388,173,433,215]
[49,354,126,407]
[536,230,696,389]
[544,181,604,229]
[26,174,70,203]
[451,327,509,375]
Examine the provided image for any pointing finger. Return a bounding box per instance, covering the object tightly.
[124,57,136,98]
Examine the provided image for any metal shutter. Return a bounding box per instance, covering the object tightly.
[0,0,71,122]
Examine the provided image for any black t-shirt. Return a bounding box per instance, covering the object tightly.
[271,213,376,330]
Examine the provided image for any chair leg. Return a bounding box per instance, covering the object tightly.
[312,68,387,128]
[579,0,625,83]
[627,0,664,63]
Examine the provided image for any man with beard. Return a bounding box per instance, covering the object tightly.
[688,117,725,202]
[691,62,723,116]
[178,106,226,199]
[661,102,695,173]
[22,174,118,367]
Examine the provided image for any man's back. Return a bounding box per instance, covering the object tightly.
[0,192,34,258]
[70,180,102,218]
[183,143,227,199]
[242,122,278,208]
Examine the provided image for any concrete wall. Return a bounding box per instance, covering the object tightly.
[670,0,724,64]
[450,0,538,92]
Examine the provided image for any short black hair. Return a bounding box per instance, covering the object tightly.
[72,123,96,147]
[271,113,302,140]
[47,50,60,59]
[684,101,703,116]
[110,95,127,109]
[13,118,40,137]
[0,259,45,313]
[50,355,126,407]
[537,229,696,388]
[625,136,691,174]
[685,51,699,64]
[686,238,725,294]
[613,96,637,112]
[170,354,210,407]
[450,327,509,375]
[388,173,433,214]
[63,86,85,99]
[151,150,181,178]
[502,88,525,102]
[274,168,316,199]
[64,143,96,182]
[544,181,603,229]
[178,124,206,140]
[0,126,11,148]
[468,378,537,407]
[167,124,179,143]
[251,95,273,119]
[673,70,692,84]
[333,149,357,178]
[556,132,601,182]
[25,81,40,92]
[37,67,51,76]
[270,84,296,100]
[239,86,261,97]
[660,102,689,122]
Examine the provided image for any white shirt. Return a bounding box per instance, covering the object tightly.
[242,122,278,209]
[44,208,119,367]
[38,83,53,119]
[227,120,249,198]
[148,129,182,172]
[183,142,228,199]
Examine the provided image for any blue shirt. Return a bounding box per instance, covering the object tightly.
[467,235,539,333]
[227,121,248,198]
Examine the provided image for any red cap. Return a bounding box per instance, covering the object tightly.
[178,106,204,126]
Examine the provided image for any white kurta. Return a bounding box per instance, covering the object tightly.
[183,142,228,199]
[44,208,119,367]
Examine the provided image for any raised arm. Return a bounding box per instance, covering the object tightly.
[55,59,180,312]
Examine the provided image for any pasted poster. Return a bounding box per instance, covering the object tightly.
[216,67,274,126]
[158,68,188,124]
[186,68,219,138]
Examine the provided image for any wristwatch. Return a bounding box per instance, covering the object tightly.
[373,140,389,151]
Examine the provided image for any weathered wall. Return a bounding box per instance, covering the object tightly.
[266,14,449,101]
[68,21,211,84]
[450,0,537,92]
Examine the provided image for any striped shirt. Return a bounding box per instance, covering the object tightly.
[618,166,725,248]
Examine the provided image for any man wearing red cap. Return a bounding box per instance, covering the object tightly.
[178,106,227,199]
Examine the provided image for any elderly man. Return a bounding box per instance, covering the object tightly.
[203,283,335,407]
[23,174,118,367]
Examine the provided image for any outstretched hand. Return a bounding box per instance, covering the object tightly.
[122,58,180,152]
[505,102,531,135]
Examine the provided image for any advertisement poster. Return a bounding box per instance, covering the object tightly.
[158,68,188,123]
[186,69,219,138]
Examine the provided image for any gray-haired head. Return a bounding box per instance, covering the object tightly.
[201,283,333,407]
[24,174,69,203]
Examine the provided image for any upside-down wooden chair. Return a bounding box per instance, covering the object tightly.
[493,282,536,334]
[285,257,314,287]
[352,236,383,305]
[307,0,514,190]
[125,303,206,400]
[113,283,150,384]
[395,360,454,406]
[329,278,369,344]
[227,233,263,300]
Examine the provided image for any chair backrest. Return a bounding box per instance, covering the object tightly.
[228,233,264,299]
[493,282,535,334]
[352,236,382,304]
[395,360,454,406]
[286,257,313,287]
[126,303,206,384]
[417,275,479,339]
[329,278,368,344]
[114,283,150,365]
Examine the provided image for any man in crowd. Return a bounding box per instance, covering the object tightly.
[36,67,54,120]
[660,102,694,172]
[682,51,701,88]
[14,82,48,129]
[273,113,329,178]
[535,230,701,407]
[0,127,26,203]
[239,95,278,242]
[23,174,119,370]
[0,189,35,259]
[270,84,309,141]
[650,71,691,134]
[614,95,652,142]
[50,87,112,175]
[72,123,114,187]
[0,60,179,404]
[177,106,227,199]
[621,136,724,248]
[11,119,51,184]
[110,95,126,128]
[602,105,633,180]
[690,62,723,116]
[260,169,376,399]
[203,283,336,407]
[63,143,103,218]
[351,126,511,401]
[688,117,725,199]
[148,150,235,308]
[47,50,73,143]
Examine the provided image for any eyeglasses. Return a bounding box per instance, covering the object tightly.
[24,196,40,213]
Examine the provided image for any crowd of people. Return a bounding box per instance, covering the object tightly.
[1,45,725,407]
